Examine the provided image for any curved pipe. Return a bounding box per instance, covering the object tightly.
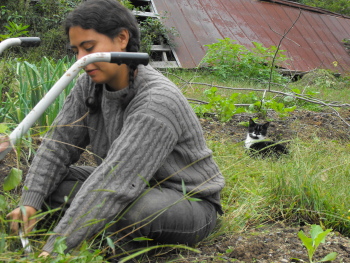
[0,37,41,55]
[0,52,149,160]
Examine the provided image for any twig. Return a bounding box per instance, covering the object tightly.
[185,82,350,108]
[268,9,302,91]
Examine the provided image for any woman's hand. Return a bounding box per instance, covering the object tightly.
[6,206,37,234]
[39,251,50,258]
[0,136,10,153]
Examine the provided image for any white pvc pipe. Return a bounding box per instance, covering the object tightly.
[0,52,150,160]
[0,37,41,55]
[0,38,22,55]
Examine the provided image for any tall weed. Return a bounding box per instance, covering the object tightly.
[1,56,76,133]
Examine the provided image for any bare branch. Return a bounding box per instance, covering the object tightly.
[185,81,350,108]
[268,9,302,91]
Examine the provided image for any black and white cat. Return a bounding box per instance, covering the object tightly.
[245,118,288,157]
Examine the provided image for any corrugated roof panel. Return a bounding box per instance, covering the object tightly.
[256,2,308,71]
[325,16,350,71]
[204,0,252,46]
[153,0,350,72]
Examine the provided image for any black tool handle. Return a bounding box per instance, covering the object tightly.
[18,37,41,47]
[110,52,149,66]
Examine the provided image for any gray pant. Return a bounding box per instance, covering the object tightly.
[45,166,218,245]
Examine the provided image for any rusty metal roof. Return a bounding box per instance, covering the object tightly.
[152,0,350,73]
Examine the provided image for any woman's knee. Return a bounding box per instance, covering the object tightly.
[116,187,218,244]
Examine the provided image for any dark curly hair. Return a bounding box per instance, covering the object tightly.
[64,0,140,112]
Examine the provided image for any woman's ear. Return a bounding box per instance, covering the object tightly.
[115,29,130,51]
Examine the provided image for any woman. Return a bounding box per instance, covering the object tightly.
[6,0,225,257]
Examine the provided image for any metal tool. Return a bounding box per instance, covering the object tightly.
[19,228,33,254]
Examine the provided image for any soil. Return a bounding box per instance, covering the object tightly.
[1,109,350,262]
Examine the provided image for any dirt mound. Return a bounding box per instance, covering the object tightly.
[200,109,350,143]
[156,224,350,262]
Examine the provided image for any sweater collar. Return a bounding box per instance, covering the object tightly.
[102,83,130,101]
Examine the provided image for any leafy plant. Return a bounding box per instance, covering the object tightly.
[297,224,337,263]
[192,87,245,122]
[46,237,105,263]
[139,14,178,54]
[200,38,289,84]
[119,0,135,9]
[3,168,23,192]
[0,0,81,60]
[192,87,296,121]
[248,98,296,118]
[0,21,30,41]
[293,0,350,16]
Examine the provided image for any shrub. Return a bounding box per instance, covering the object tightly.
[200,38,289,84]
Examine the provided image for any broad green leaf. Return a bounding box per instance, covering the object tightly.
[53,236,68,255]
[320,252,337,262]
[298,230,314,259]
[310,224,324,240]
[291,88,301,94]
[0,123,8,133]
[3,168,23,191]
[313,229,332,248]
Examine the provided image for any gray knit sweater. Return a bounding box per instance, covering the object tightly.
[20,65,225,253]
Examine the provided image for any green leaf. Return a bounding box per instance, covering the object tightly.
[0,195,6,212]
[188,197,202,202]
[298,230,312,249]
[298,230,315,260]
[310,224,324,240]
[3,168,22,191]
[291,88,301,94]
[320,252,337,262]
[53,236,68,255]
[313,229,332,248]
[133,237,153,241]
[0,233,7,254]
[106,237,115,252]
[0,123,8,133]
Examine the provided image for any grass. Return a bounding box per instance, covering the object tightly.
[211,138,350,236]
[0,65,350,261]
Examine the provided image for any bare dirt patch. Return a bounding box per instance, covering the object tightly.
[153,223,350,263]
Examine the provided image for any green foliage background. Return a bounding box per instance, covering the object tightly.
[295,0,350,16]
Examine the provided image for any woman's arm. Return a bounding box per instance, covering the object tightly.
[42,112,178,253]
[20,76,91,212]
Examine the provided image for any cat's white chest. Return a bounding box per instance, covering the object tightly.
[245,134,265,148]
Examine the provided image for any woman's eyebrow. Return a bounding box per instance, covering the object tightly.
[70,40,95,49]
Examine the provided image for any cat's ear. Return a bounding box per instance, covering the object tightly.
[249,118,255,126]
[263,122,270,129]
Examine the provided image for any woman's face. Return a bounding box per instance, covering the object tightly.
[69,26,129,90]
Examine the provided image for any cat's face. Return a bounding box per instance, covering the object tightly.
[248,119,269,140]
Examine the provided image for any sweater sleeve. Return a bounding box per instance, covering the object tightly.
[42,112,178,253]
[20,78,90,210]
